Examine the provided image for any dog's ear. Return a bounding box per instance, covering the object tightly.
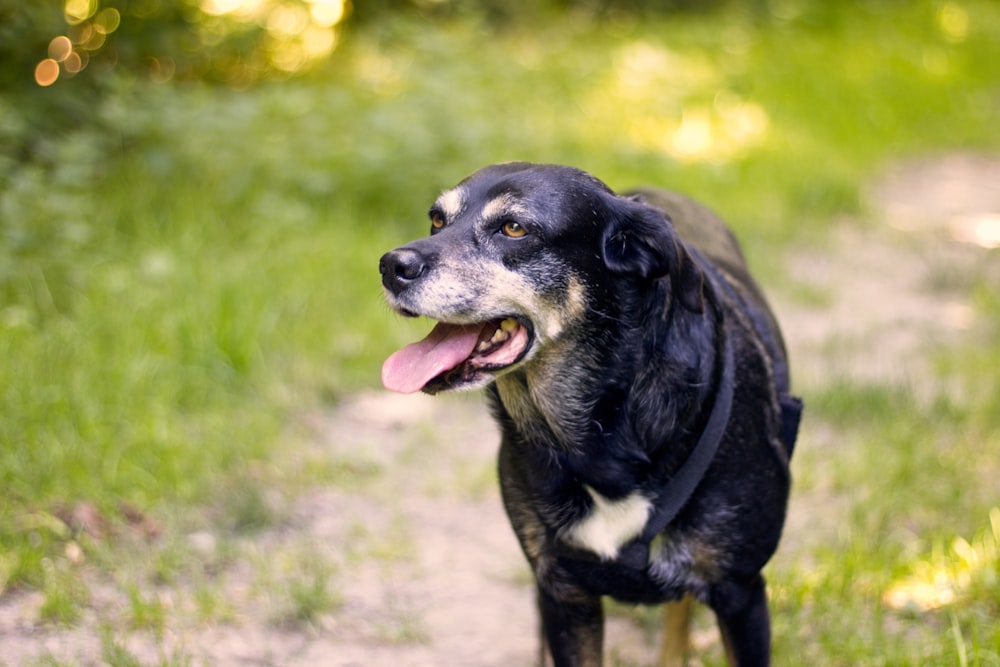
[602,198,704,313]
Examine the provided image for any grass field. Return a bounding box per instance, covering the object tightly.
[2,1,1000,664]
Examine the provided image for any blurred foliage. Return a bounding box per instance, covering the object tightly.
[1,0,350,90]
[347,0,745,23]
[3,0,1000,396]
[0,0,348,318]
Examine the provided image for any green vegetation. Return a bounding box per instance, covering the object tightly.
[2,0,1000,663]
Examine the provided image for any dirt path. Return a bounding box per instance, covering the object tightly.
[2,153,998,667]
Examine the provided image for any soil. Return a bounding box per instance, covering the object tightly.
[2,153,998,667]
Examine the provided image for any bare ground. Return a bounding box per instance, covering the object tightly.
[2,153,998,667]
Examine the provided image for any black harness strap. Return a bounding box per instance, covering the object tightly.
[615,257,804,571]
[616,322,736,571]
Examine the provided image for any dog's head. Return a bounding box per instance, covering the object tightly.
[380,162,703,394]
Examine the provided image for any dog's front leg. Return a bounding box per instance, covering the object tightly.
[537,584,604,667]
[709,574,771,667]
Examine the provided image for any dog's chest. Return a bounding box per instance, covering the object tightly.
[562,486,652,560]
[493,386,653,559]
[493,396,720,601]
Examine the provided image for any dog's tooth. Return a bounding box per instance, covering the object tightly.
[473,323,513,355]
[501,318,518,332]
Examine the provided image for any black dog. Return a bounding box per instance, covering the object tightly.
[380,163,801,666]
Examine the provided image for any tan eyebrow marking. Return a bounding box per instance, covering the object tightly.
[436,187,466,220]
[480,193,531,222]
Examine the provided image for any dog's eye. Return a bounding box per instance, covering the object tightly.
[430,212,446,231]
[501,220,528,238]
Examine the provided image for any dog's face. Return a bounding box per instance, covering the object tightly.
[380,162,702,394]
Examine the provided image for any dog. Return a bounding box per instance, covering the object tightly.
[379,163,801,666]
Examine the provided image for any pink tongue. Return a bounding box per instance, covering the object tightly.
[382,322,484,394]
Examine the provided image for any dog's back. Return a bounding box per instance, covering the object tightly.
[627,187,791,394]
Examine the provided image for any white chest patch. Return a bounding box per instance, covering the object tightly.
[563,487,652,561]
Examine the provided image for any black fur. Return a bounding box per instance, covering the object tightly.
[380,163,798,666]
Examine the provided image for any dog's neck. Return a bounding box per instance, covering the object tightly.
[490,282,720,491]
[492,336,597,449]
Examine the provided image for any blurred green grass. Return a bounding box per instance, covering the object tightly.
[3,1,1000,662]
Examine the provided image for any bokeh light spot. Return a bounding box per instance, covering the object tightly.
[939,3,969,42]
[672,109,713,159]
[303,25,337,58]
[48,36,74,62]
[201,0,250,16]
[147,56,177,83]
[63,50,86,74]
[35,59,61,86]
[93,7,121,35]
[307,0,346,27]
[268,4,311,37]
[64,0,97,25]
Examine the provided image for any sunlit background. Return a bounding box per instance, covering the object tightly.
[2,0,1000,663]
[34,0,350,87]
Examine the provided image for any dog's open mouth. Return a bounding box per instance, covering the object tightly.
[382,317,533,394]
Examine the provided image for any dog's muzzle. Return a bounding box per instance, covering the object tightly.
[379,243,536,394]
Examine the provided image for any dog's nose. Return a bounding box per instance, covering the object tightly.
[379,248,427,294]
